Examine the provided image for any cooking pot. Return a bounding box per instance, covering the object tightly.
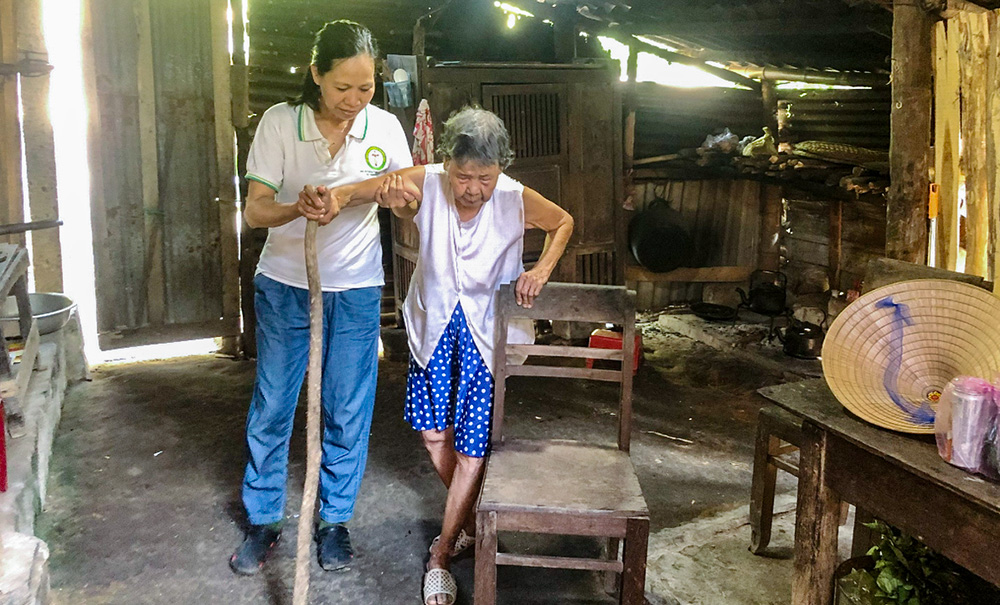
[628,198,693,273]
[776,314,826,359]
[690,302,738,322]
[736,270,787,316]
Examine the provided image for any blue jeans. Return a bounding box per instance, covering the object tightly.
[242,274,381,525]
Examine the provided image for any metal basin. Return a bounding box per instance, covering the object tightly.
[1,292,76,335]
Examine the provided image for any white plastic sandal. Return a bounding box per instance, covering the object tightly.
[428,529,474,558]
[422,567,457,605]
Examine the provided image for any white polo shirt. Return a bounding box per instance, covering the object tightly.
[246,102,412,291]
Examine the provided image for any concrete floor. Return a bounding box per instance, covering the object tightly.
[36,327,792,604]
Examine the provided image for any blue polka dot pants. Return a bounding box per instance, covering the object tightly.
[405,303,495,458]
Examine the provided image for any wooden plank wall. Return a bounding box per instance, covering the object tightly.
[934,9,1000,282]
[959,11,990,277]
[783,196,886,295]
[626,179,765,309]
[990,11,1000,292]
[0,0,24,242]
[86,0,239,349]
[934,17,962,271]
[16,0,62,291]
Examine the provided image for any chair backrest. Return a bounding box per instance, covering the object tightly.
[492,282,637,452]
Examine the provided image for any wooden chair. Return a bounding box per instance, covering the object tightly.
[474,282,649,605]
[749,403,805,554]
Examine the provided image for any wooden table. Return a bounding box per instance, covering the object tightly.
[758,379,1000,605]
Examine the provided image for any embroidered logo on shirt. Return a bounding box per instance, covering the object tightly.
[365,146,388,171]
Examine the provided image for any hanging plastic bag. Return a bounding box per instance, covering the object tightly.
[935,376,995,475]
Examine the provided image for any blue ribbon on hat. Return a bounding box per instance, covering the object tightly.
[875,295,935,425]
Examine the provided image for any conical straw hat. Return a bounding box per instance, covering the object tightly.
[822,279,1000,434]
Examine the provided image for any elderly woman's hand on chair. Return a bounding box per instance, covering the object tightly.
[515,267,549,308]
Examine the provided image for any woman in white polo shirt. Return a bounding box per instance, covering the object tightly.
[230,20,411,576]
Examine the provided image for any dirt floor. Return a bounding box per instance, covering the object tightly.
[37,320,792,604]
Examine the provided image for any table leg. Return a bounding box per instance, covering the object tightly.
[851,508,876,559]
[793,422,840,605]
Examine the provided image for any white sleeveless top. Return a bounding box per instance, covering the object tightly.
[403,163,534,372]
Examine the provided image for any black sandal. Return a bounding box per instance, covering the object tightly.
[316,523,354,571]
[230,524,281,575]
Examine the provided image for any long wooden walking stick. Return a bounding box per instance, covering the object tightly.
[293,219,322,605]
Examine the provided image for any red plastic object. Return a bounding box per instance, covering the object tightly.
[586,329,642,375]
[0,399,7,493]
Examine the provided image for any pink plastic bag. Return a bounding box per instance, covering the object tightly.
[935,376,996,475]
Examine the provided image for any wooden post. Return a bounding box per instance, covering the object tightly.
[622,42,638,210]
[135,0,163,327]
[16,0,62,290]
[959,12,990,277]
[829,199,843,291]
[886,1,934,263]
[211,0,240,355]
[761,79,779,140]
[412,16,426,56]
[553,4,576,62]
[988,11,1000,289]
[758,184,782,272]
[935,19,962,271]
[0,0,25,243]
[231,0,255,356]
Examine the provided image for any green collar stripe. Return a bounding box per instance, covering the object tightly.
[247,174,280,192]
[299,105,367,141]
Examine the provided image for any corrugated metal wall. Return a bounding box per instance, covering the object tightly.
[633,84,891,160]
[778,87,891,150]
[634,84,765,159]
[247,0,426,123]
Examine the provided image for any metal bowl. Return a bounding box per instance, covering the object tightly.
[1,292,77,336]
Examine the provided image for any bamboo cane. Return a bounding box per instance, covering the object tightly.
[293,219,322,605]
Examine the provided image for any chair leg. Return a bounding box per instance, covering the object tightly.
[604,538,620,595]
[750,420,779,554]
[620,518,649,605]
[475,510,498,605]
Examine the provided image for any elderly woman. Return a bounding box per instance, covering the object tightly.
[301,107,573,605]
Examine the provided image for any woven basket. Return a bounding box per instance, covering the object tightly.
[822,279,1000,433]
[792,140,889,167]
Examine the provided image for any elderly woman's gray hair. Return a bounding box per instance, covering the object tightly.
[438,107,515,169]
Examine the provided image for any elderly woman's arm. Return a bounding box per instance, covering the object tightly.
[297,166,425,221]
[517,187,574,307]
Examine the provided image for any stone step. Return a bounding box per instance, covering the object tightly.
[0,531,50,605]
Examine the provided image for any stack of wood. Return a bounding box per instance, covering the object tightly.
[636,146,889,198]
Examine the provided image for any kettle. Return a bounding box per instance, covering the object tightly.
[776,312,826,359]
[736,270,787,316]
